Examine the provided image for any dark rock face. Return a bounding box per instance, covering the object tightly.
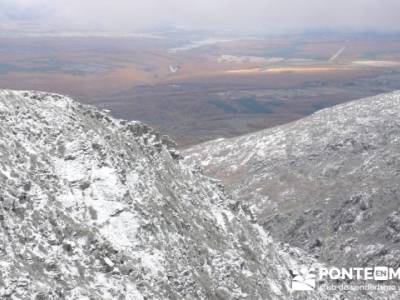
[0,90,359,299]
[185,91,400,272]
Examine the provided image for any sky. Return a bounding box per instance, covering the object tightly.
[1,0,400,34]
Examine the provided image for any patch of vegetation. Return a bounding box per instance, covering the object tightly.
[236,97,273,114]
[209,100,238,113]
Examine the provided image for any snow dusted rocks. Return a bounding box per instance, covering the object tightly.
[185,92,400,275]
[0,90,359,300]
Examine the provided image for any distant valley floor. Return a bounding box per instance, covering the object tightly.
[0,33,399,146]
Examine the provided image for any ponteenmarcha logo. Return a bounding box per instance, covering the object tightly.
[290,267,316,291]
[290,266,400,291]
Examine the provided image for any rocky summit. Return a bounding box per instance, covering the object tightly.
[0,89,357,300]
[185,91,400,275]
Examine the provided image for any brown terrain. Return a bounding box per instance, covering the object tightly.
[1,32,400,146]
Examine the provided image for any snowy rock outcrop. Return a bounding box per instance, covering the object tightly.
[185,91,400,272]
[0,90,361,300]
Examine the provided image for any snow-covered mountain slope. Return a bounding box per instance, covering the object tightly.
[185,91,400,270]
[0,90,368,300]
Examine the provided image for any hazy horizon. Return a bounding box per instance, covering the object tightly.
[1,0,400,35]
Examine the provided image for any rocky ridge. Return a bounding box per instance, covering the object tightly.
[0,89,364,299]
[185,91,400,273]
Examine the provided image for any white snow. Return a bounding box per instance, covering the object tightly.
[100,210,140,248]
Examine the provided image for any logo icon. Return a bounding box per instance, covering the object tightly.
[374,267,389,281]
[290,267,316,291]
